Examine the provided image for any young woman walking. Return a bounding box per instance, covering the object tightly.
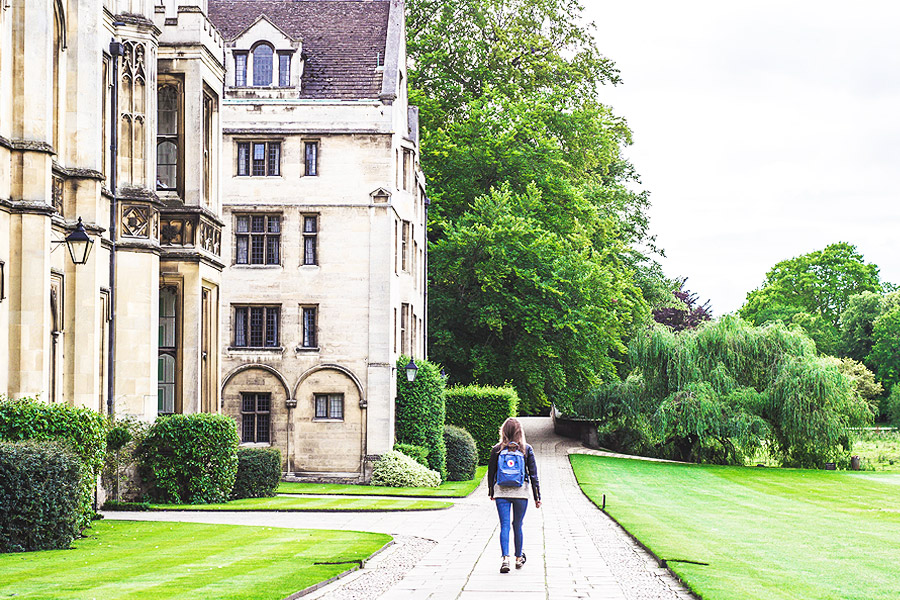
[488,417,541,573]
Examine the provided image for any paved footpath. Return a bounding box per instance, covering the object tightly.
[105,417,694,600]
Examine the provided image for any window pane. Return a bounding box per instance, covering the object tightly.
[235,54,247,86]
[268,216,281,233]
[237,143,250,176]
[158,86,178,135]
[305,142,318,176]
[266,235,280,264]
[242,393,256,413]
[236,215,250,233]
[279,54,291,86]
[252,143,266,176]
[304,236,316,266]
[257,415,270,443]
[268,142,280,176]
[315,396,327,418]
[242,415,255,441]
[266,308,279,347]
[250,307,264,347]
[304,216,317,233]
[251,236,265,264]
[236,236,249,264]
[257,394,270,412]
[330,395,343,419]
[253,44,273,86]
[157,141,177,189]
[234,307,247,346]
[251,215,265,233]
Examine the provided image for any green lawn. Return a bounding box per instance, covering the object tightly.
[0,520,390,600]
[277,465,487,497]
[150,496,452,511]
[570,454,900,600]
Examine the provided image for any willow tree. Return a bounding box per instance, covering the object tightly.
[567,316,873,466]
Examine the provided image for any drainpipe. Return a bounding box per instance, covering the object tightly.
[107,36,124,417]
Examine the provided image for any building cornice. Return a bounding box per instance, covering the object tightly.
[0,198,56,216]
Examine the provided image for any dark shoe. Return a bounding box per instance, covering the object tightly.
[516,553,526,569]
[500,557,510,573]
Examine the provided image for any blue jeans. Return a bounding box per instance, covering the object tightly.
[495,498,528,557]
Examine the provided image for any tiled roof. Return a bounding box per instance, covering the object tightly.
[208,0,390,100]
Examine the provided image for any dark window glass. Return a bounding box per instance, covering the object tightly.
[279,54,291,87]
[233,306,280,348]
[315,396,327,419]
[252,143,266,176]
[253,44,273,86]
[302,306,317,348]
[235,214,280,265]
[305,142,318,176]
[235,54,247,86]
[314,394,344,420]
[268,143,280,176]
[237,142,250,176]
[249,307,264,347]
[234,307,247,347]
[241,392,271,443]
[303,215,318,266]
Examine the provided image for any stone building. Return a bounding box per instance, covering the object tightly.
[0,0,227,419]
[209,0,427,481]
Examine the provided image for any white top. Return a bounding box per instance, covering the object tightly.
[494,479,532,500]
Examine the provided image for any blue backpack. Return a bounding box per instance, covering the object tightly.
[496,444,527,487]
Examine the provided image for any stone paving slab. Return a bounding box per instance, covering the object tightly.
[103,417,695,600]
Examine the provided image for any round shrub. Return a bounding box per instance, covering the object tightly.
[137,414,239,504]
[0,396,106,532]
[371,450,440,487]
[393,443,429,468]
[0,441,82,552]
[231,447,282,499]
[395,357,447,479]
[443,425,477,481]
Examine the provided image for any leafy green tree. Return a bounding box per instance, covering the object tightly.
[839,291,885,362]
[566,317,873,467]
[429,185,646,415]
[740,242,883,333]
[789,312,841,356]
[408,0,664,409]
[868,307,900,393]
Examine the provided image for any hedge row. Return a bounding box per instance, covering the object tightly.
[395,357,447,479]
[231,447,282,499]
[137,413,239,504]
[0,396,106,532]
[0,442,82,552]
[445,385,519,464]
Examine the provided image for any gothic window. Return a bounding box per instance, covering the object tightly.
[253,44,274,86]
[156,84,179,191]
[158,287,178,415]
[120,41,146,187]
[203,91,215,205]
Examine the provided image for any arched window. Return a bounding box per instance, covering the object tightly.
[156,84,179,190]
[253,44,273,86]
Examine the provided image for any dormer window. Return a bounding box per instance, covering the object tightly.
[278,53,291,87]
[235,53,248,86]
[253,43,274,86]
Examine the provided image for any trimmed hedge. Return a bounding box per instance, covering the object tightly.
[445,385,519,464]
[0,396,106,532]
[231,447,282,499]
[137,414,239,504]
[371,450,440,487]
[443,425,477,481]
[393,443,429,468]
[0,441,82,552]
[395,357,447,479]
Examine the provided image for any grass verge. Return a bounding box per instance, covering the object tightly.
[278,465,487,497]
[570,454,900,600]
[149,496,452,511]
[0,520,390,600]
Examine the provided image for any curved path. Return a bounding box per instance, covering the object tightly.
[104,417,694,600]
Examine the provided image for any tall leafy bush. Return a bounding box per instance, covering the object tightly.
[0,442,82,552]
[231,447,282,499]
[137,414,239,504]
[443,425,477,481]
[0,396,106,532]
[395,357,447,479]
[445,385,518,464]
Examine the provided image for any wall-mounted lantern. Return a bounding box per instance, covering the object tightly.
[405,358,418,382]
[52,217,95,265]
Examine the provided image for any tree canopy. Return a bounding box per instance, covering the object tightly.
[408,0,667,412]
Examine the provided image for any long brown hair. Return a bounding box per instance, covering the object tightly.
[499,417,526,451]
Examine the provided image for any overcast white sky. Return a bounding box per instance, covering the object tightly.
[584,1,900,314]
